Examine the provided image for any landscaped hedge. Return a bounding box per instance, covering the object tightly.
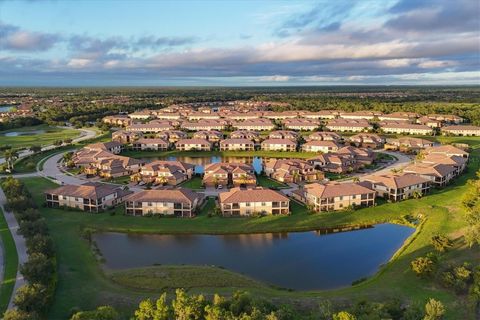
[1,177,57,320]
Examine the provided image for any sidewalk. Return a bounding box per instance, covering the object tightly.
[0,187,28,310]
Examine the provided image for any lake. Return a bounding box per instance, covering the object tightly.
[144,155,264,174]
[0,105,14,112]
[93,223,414,290]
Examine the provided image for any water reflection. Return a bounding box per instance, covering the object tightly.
[94,224,414,290]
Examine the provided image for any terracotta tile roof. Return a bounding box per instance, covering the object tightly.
[424,145,469,156]
[126,189,203,204]
[261,138,296,146]
[45,182,127,199]
[219,187,288,203]
[220,138,254,145]
[303,182,374,198]
[363,173,429,189]
[135,138,168,145]
[404,163,457,177]
[175,138,211,145]
[442,125,480,131]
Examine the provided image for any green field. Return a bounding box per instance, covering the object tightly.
[0,125,80,151]
[0,208,18,315]
[256,175,288,188]
[178,176,204,189]
[17,135,480,319]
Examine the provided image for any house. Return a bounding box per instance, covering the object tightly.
[421,154,467,175]
[154,112,182,120]
[175,138,212,151]
[403,163,457,187]
[316,110,340,119]
[112,130,142,144]
[132,138,169,151]
[102,115,133,127]
[45,182,132,212]
[84,155,144,178]
[187,112,221,121]
[339,111,382,120]
[292,182,376,212]
[129,110,153,120]
[83,141,123,154]
[423,145,469,159]
[230,130,261,142]
[261,139,297,152]
[182,119,227,131]
[427,114,464,124]
[308,153,358,174]
[193,130,223,142]
[302,140,341,153]
[231,118,275,131]
[126,122,174,133]
[264,159,324,183]
[325,119,372,132]
[442,125,480,136]
[362,174,430,202]
[203,162,256,187]
[262,111,298,120]
[417,116,442,128]
[283,118,319,131]
[222,111,262,121]
[268,130,299,141]
[337,146,376,165]
[306,131,342,142]
[348,133,385,149]
[378,112,419,122]
[219,138,255,151]
[125,189,204,217]
[218,187,289,216]
[134,160,194,185]
[380,123,433,135]
[384,137,434,152]
[159,130,187,143]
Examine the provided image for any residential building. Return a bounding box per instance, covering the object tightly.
[403,163,457,187]
[421,154,467,175]
[102,115,133,127]
[348,133,385,149]
[159,130,187,143]
[193,130,223,142]
[337,146,376,165]
[134,160,194,185]
[384,137,434,152]
[378,112,419,122]
[83,141,123,154]
[442,125,480,136]
[380,123,433,135]
[417,116,442,128]
[262,111,298,120]
[132,138,169,151]
[45,182,132,212]
[362,174,430,202]
[187,112,221,121]
[126,122,174,133]
[175,138,212,151]
[261,139,297,152]
[302,140,341,153]
[218,187,289,216]
[182,119,227,131]
[292,182,376,212]
[231,118,275,131]
[283,118,319,131]
[125,189,204,217]
[129,110,153,120]
[268,130,299,141]
[264,159,324,183]
[423,145,469,159]
[427,114,464,124]
[219,138,255,151]
[339,111,382,120]
[308,153,358,174]
[230,130,261,142]
[203,162,256,187]
[325,119,372,132]
[112,130,142,144]
[306,131,342,142]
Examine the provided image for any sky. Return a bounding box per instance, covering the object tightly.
[0,0,479,86]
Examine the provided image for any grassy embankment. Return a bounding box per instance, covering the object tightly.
[19,135,480,319]
[0,125,80,152]
[0,208,18,315]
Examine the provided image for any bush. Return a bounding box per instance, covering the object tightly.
[411,256,435,277]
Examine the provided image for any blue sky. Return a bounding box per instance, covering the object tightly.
[0,0,479,86]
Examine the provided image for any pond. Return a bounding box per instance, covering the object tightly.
[0,105,14,112]
[93,223,414,290]
[143,155,264,174]
[1,130,46,137]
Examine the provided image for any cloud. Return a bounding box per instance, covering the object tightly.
[258,75,290,82]
[0,22,60,51]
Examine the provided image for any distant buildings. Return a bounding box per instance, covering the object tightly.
[441,125,480,136]
[264,159,324,183]
[175,138,212,151]
[219,138,255,151]
[203,163,256,188]
[134,160,194,185]
[261,139,296,152]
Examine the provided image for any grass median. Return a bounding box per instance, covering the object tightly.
[0,207,18,315]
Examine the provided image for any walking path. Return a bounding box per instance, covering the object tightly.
[0,187,28,310]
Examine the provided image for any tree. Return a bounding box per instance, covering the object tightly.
[29,145,42,153]
[411,256,435,277]
[424,299,445,320]
[172,289,206,320]
[20,252,55,285]
[464,224,480,248]
[3,309,39,320]
[26,234,55,257]
[333,311,356,320]
[431,235,453,253]
[71,306,120,320]
[352,177,360,183]
[412,190,422,199]
[14,283,49,314]
[4,149,19,172]
[134,293,170,320]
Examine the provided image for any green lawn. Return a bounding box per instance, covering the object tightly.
[18,136,480,319]
[256,175,288,188]
[178,176,204,189]
[325,172,349,180]
[0,125,80,152]
[0,207,18,315]
[104,175,131,185]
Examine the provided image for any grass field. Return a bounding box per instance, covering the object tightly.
[256,175,288,188]
[18,135,480,319]
[0,125,80,151]
[0,208,18,315]
[178,176,204,189]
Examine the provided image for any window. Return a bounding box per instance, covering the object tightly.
[148,202,152,206]
[246,202,251,207]
[261,202,266,206]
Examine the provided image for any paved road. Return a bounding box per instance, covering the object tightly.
[0,187,28,310]
[0,127,97,165]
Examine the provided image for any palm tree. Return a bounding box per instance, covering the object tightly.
[157,175,168,186]
[352,177,360,183]
[412,191,422,199]
[292,171,301,183]
[4,149,19,172]
[239,173,250,187]
[213,176,219,188]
